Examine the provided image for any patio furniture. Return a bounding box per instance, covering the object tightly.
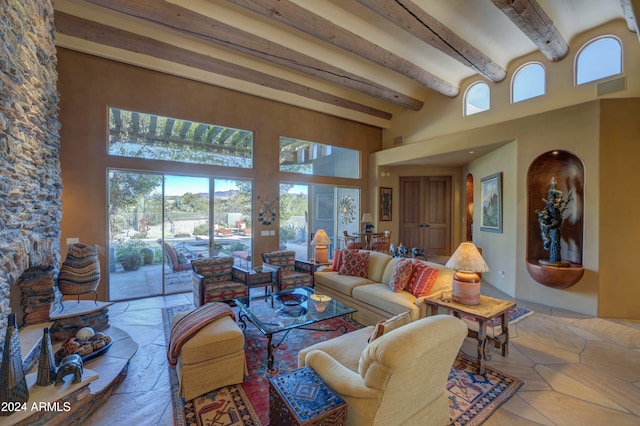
[343,230,363,250]
[160,241,201,273]
[214,224,234,236]
[261,250,315,292]
[191,256,248,307]
[236,221,251,236]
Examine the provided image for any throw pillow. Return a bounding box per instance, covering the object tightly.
[388,259,413,292]
[407,260,440,298]
[331,249,344,271]
[368,311,412,343]
[338,250,369,277]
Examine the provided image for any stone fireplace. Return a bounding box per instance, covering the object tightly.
[0,0,62,350]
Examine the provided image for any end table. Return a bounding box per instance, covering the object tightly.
[423,293,516,374]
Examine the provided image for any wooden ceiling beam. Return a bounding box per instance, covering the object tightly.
[620,0,640,41]
[357,0,507,82]
[226,0,458,97]
[83,0,423,111]
[491,0,569,61]
[54,11,393,120]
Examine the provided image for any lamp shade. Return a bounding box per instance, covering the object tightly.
[446,242,489,305]
[310,229,332,245]
[361,212,374,223]
[446,242,489,273]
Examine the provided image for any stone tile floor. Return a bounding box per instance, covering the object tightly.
[84,284,640,425]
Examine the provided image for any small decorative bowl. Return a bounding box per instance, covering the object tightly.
[310,294,332,312]
[276,293,308,306]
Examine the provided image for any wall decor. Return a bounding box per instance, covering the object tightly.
[338,195,356,224]
[480,172,502,233]
[258,196,278,226]
[379,187,392,221]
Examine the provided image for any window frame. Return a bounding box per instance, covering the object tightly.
[511,62,546,103]
[463,81,491,116]
[575,35,623,86]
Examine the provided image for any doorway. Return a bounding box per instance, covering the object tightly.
[398,176,452,257]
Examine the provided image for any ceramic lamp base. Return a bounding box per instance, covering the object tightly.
[314,245,328,264]
[452,271,481,305]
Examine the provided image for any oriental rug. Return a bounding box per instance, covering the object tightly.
[164,305,524,426]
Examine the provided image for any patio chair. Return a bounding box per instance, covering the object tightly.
[214,224,234,237]
[261,250,314,292]
[191,256,248,307]
[160,240,203,273]
[343,230,363,250]
[236,221,251,236]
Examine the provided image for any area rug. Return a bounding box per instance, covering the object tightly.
[461,306,534,337]
[163,305,524,426]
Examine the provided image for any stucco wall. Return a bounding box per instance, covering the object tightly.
[57,48,381,302]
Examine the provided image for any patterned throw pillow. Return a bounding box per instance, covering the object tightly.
[406,260,440,297]
[338,250,369,277]
[331,249,360,271]
[388,259,413,292]
[368,311,412,343]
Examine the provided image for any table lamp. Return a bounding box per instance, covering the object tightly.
[361,212,374,233]
[310,229,332,263]
[445,242,489,305]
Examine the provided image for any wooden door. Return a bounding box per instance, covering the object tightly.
[399,176,451,257]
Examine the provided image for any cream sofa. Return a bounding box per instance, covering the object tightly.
[314,251,454,325]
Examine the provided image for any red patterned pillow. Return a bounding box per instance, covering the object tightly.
[388,259,413,292]
[406,260,440,297]
[338,250,369,277]
[331,249,359,272]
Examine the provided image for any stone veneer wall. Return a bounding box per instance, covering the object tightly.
[0,0,61,348]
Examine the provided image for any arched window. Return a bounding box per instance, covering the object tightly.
[512,63,545,103]
[464,82,490,116]
[576,36,622,85]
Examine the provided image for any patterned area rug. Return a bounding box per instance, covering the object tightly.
[163,305,524,426]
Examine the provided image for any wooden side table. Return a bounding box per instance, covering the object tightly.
[269,365,347,426]
[423,293,516,374]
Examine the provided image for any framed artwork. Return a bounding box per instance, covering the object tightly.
[379,187,392,221]
[480,172,502,233]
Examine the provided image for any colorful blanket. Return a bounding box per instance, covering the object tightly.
[167,302,235,367]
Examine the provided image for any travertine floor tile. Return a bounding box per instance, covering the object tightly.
[519,390,640,426]
[493,394,554,425]
[582,340,640,382]
[486,362,550,392]
[84,389,172,425]
[535,364,628,412]
[572,318,640,348]
[512,336,581,365]
[516,315,586,353]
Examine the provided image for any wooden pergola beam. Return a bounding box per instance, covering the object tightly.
[357,0,507,82]
[54,11,393,120]
[83,0,423,111]
[491,0,569,61]
[226,0,458,97]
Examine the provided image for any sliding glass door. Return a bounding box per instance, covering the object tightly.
[279,184,360,260]
[108,171,252,301]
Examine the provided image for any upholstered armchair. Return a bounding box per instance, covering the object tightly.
[299,315,467,426]
[261,250,315,291]
[191,257,248,307]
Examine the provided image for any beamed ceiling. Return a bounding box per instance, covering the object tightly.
[54,0,639,129]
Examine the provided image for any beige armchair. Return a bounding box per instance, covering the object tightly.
[299,315,467,426]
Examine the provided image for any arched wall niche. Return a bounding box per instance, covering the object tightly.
[526,150,585,288]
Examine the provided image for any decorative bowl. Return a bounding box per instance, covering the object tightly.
[276,293,308,306]
[310,294,332,312]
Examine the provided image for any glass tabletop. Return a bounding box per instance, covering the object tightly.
[234,286,356,335]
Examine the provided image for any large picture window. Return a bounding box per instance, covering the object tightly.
[108,107,254,168]
[279,137,360,178]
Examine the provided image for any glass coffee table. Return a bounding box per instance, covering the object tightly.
[234,286,357,370]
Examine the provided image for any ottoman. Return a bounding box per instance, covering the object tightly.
[172,311,247,400]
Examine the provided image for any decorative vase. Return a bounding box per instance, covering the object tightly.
[0,313,29,415]
[58,243,101,296]
[36,328,57,386]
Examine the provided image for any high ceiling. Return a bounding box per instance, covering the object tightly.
[54,0,638,129]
